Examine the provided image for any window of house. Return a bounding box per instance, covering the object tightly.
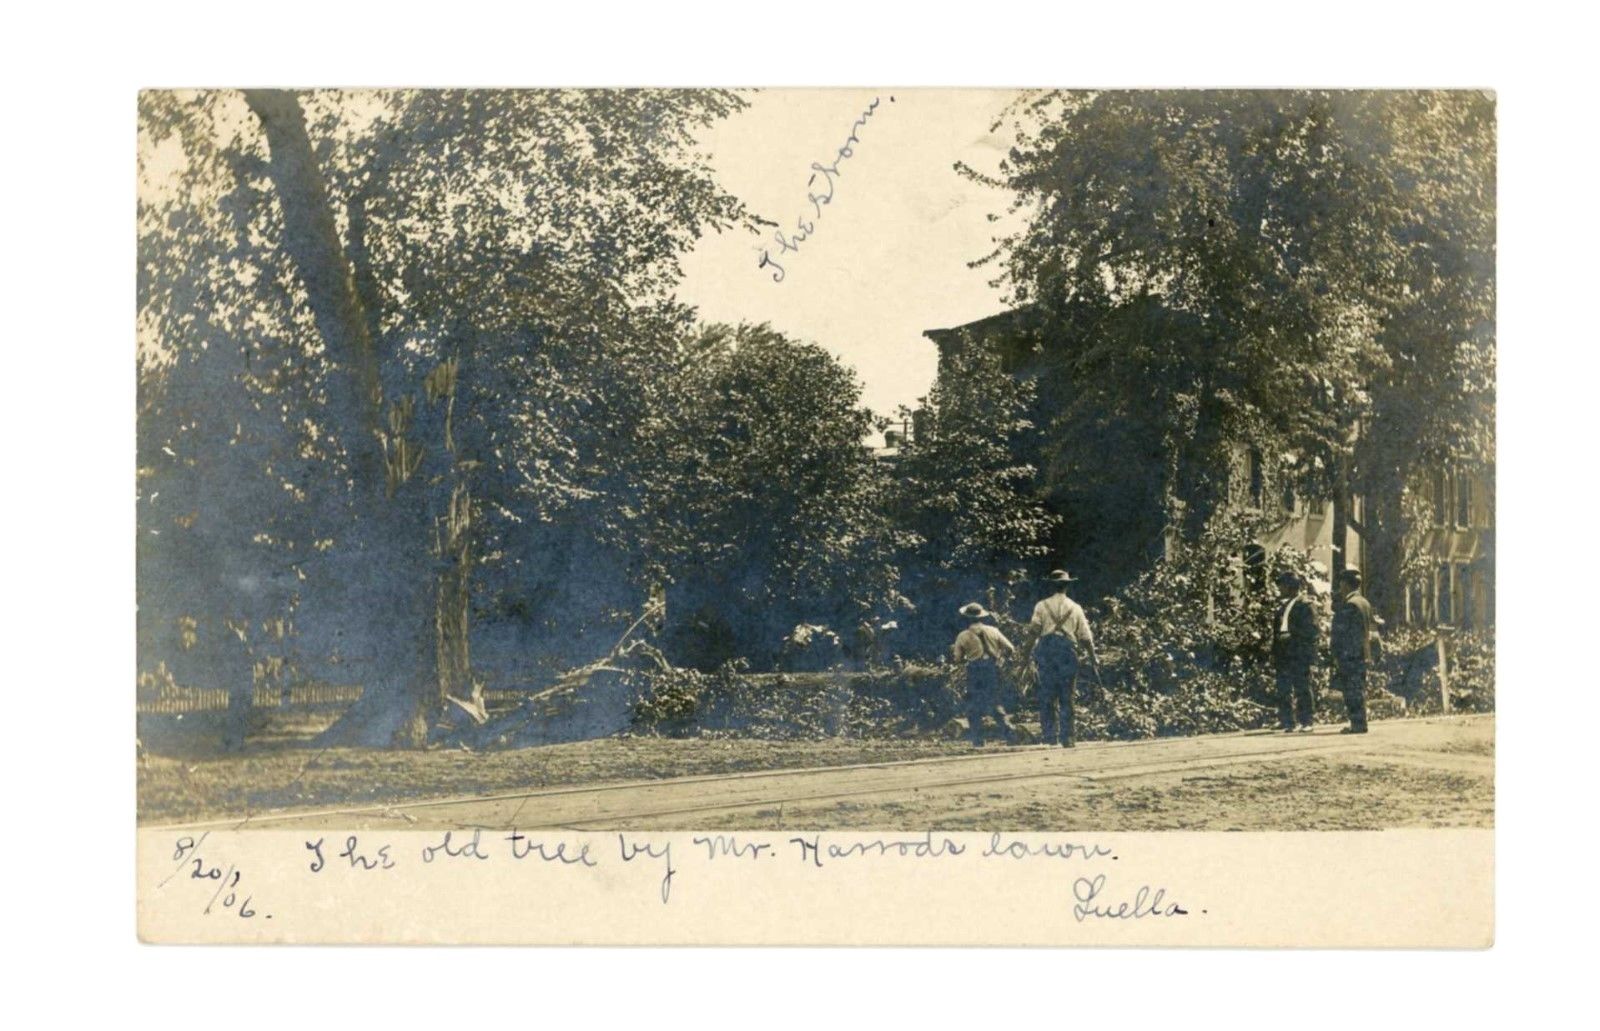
[1433,469,1449,526]
[1247,448,1264,508]
[1456,473,1473,528]
[1242,544,1267,593]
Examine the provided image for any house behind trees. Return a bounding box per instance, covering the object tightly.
[923,309,1492,630]
[1410,466,1494,628]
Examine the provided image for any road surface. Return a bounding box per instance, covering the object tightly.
[161,714,1494,833]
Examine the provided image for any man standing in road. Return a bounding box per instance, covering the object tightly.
[950,602,1018,747]
[1330,568,1375,734]
[1271,569,1320,733]
[1030,569,1101,748]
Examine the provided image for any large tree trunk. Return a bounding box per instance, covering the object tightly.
[243,90,440,747]
[241,91,386,475]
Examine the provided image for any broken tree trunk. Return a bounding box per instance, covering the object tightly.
[442,607,669,750]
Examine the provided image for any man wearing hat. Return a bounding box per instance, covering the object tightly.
[1271,569,1319,733]
[950,602,1018,746]
[1029,570,1100,747]
[1330,568,1375,734]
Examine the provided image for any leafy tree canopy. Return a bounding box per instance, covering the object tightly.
[138,90,756,731]
[966,91,1493,614]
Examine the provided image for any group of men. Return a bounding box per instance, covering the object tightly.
[949,569,1100,747]
[949,564,1379,747]
[1273,566,1378,735]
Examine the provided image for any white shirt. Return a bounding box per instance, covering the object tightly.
[1030,593,1094,649]
[951,623,1015,663]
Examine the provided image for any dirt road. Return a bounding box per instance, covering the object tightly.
[160,714,1493,833]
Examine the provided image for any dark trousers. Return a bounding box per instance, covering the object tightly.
[1275,665,1315,729]
[1034,635,1079,745]
[1333,663,1368,731]
[964,658,1015,744]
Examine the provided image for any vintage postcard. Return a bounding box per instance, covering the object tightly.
[136,88,1494,945]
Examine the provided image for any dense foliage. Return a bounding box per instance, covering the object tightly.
[890,338,1060,651]
[139,90,922,744]
[139,89,757,744]
[628,663,957,741]
[1380,626,1495,714]
[969,91,1495,613]
[636,324,903,669]
[139,90,1494,753]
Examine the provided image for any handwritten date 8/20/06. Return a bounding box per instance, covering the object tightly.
[164,834,269,920]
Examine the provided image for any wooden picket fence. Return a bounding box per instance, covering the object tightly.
[136,682,367,714]
[135,682,543,715]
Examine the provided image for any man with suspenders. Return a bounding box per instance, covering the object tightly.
[950,602,1019,746]
[1030,569,1100,747]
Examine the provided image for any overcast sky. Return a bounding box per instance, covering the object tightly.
[676,88,1024,424]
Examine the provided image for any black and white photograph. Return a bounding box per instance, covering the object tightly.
[128,83,1499,945]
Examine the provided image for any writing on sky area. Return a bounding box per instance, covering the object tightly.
[757,95,892,284]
